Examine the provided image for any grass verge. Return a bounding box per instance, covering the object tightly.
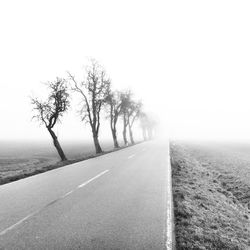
[171,143,250,250]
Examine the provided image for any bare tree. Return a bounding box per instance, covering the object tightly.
[68,59,110,154]
[119,91,141,145]
[105,90,123,148]
[147,116,157,139]
[139,112,156,140]
[120,90,132,146]
[127,101,142,144]
[31,78,70,161]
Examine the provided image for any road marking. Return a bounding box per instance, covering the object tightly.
[0,212,36,236]
[0,169,110,236]
[78,170,109,188]
[165,141,175,250]
[61,190,73,198]
[128,154,136,159]
[141,148,146,152]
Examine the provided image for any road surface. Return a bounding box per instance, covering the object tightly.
[0,140,170,250]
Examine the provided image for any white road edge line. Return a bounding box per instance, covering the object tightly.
[0,169,110,236]
[78,169,109,188]
[128,154,136,159]
[165,141,175,250]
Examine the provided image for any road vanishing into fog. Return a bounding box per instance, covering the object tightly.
[0,141,170,250]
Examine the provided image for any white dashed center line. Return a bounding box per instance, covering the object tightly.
[0,212,36,236]
[78,170,109,188]
[61,190,73,198]
[0,169,110,236]
[128,154,136,159]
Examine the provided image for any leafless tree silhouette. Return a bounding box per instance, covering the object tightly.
[120,90,132,146]
[127,101,142,144]
[140,112,156,140]
[119,91,141,145]
[31,78,70,161]
[68,59,110,154]
[105,90,123,148]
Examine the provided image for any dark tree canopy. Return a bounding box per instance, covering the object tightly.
[32,79,70,128]
[31,78,70,161]
[68,59,111,153]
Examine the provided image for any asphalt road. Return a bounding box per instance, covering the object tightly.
[0,140,170,250]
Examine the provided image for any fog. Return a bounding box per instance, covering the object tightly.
[1,0,250,143]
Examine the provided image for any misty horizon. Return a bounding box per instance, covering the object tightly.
[1,1,250,142]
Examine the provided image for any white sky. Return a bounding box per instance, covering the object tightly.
[1,0,250,142]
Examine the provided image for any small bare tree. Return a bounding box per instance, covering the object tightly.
[68,59,110,154]
[105,90,123,148]
[31,78,70,161]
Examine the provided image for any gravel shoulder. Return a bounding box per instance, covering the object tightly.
[171,142,250,250]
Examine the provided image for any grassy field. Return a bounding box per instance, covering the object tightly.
[171,142,250,249]
[0,140,117,185]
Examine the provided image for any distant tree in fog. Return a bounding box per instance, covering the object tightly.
[119,91,141,145]
[68,59,110,154]
[31,78,70,161]
[120,90,132,146]
[127,101,142,144]
[140,112,156,140]
[140,112,148,140]
[105,90,123,148]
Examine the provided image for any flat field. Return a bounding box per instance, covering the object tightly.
[171,141,250,249]
[0,140,115,185]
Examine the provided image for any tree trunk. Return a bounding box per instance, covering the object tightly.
[148,127,153,140]
[142,127,147,141]
[93,133,103,154]
[123,114,128,145]
[123,125,128,146]
[123,128,127,145]
[111,128,119,148]
[48,128,67,161]
[129,125,135,144]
